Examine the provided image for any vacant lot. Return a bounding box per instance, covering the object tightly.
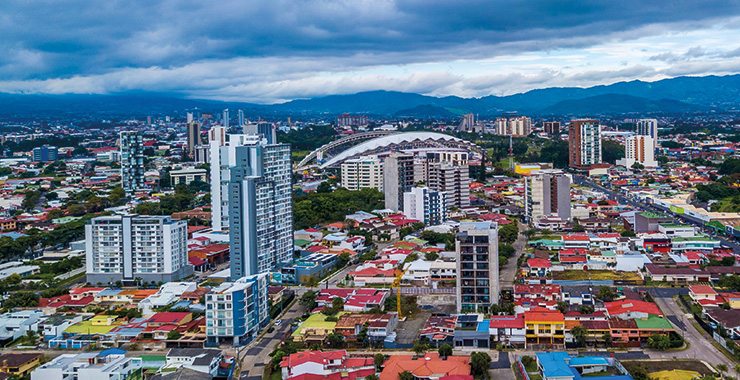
[622,360,714,377]
[553,270,643,282]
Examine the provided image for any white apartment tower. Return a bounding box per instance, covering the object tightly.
[340,156,384,191]
[636,118,658,150]
[619,135,658,168]
[456,221,499,313]
[85,215,191,285]
[525,169,572,224]
[495,116,532,136]
[403,186,447,226]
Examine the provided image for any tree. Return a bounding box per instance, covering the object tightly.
[374,353,386,371]
[646,334,671,350]
[317,182,332,193]
[325,332,345,348]
[500,244,515,258]
[571,325,588,347]
[399,371,414,380]
[271,350,287,371]
[299,291,317,310]
[716,364,728,372]
[470,352,492,380]
[413,340,429,356]
[556,302,569,313]
[597,286,616,302]
[602,140,625,164]
[579,305,594,314]
[602,332,613,346]
[166,330,182,340]
[438,343,453,359]
[365,375,379,380]
[499,222,519,244]
[424,251,439,261]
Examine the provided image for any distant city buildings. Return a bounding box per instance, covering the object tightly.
[424,152,470,209]
[458,113,482,133]
[222,109,230,128]
[340,156,384,191]
[85,215,192,285]
[495,116,532,136]
[119,131,145,194]
[403,186,447,226]
[32,144,58,162]
[543,121,561,135]
[568,119,602,169]
[456,221,499,313]
[525,169,572,224]
[337,113,369,128]
[237,109,245,127]
[619,135,658,168]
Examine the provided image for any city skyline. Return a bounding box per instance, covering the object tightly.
[0,1,738,103]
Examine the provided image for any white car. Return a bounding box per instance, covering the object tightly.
[274,319,282,326]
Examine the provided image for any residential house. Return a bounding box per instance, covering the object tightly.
[280,350,375,380]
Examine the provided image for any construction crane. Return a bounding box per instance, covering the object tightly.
[392,269,403,318]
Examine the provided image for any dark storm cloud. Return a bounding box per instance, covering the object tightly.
[1,0,739,80]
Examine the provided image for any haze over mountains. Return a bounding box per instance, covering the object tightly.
[1,74,739,119]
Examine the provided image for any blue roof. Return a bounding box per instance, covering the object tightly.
[172,300,191,309]
[96,288,122,296]
[98,348,127,357]
[0,232,27,240]
[569,357,609,367]
[476,321,490,333]
[537,352,573,378]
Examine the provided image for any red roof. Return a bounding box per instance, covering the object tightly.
[489,315,525,329]
[349,267,396,278]
[189,256,207,266]
[563,234,590,241]
[524,310,564,323]
[147,312,191,324]
[39,294,94,308]
[281,350,347,367]
[560,255,587,263]
[527,258,552,268]
[689,285,718,295]
[604,300,662,317]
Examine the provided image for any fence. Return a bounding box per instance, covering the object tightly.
[515,356,532,380]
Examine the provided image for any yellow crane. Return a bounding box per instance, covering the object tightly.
[392,269,403,318]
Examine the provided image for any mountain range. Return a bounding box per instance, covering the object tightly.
[1,74,739,119]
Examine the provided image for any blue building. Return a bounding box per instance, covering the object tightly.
[205,273,269,346]
[279,252,337,284]
[32,145,58,162]
[534,352,633,380]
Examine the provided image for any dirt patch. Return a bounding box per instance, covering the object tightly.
[622,360,714,377]
[395,311,431,344]
[553,270,643,282]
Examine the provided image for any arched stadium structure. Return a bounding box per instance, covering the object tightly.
[296,130,397,169]
[303,131,483,170]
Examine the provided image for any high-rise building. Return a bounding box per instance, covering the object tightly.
[237,109,245,127]
[383,153,416,211]
[228,142,293,279]
[525,169,572,224]
[186,112,194,124]
[32,144,58,162]
[568,119,601,169]
[456,221,499,313]
[243,122,277,144]
[495,116,531,136]
[187,122,201,157]
[222,109,230,128]
[458,113,481,133]
[403,186,447,226]
[85,215,192,284]
[205,273,269,346]
[425,152,470,209]
[636,119,658,150]
[543,121,561,135]
[618,135,657,168]
[340,156,384,191]
[194,144,210,163]
[120,131,145,194]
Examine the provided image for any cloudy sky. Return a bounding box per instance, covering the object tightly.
[1,0,740,103]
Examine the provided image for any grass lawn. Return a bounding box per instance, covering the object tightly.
[552,270,642,282]
[529,374,543,380]
[622,360,714,377]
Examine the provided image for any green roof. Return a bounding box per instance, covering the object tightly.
[294,239,312,248]
[672,235,717,242]
[291,312,343,337]
[659,223,690,228]
[140,355,166,362]
[635,315,673,330]
[639,211,669,219]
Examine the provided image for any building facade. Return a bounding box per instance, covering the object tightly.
[120,131,145,194]
[568,119,602,169]
[228,143,293,279]
[619,135,657,168]
[495,116,532,136]
[636,118,658,150]
[205,273,269,346]
[383,153,415,211]
[403,186,447,226]
[543,121,561,135]
[525,170,572,224]
[32,145,58,162]
[425,152,470,209]
[85,215,192,284]
[170,168,208,186]
[456,221,499,313]
[340,156,384,191]
[187,122,201,157]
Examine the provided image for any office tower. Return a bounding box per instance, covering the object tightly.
[495,116,531,136]
[459,113,481,133]
[568,119,601,169]
[243,122,277,144]
[383,153,416,211]
[205,273,269,346]
[222,109,230,128]
[403,186,447,226]
[636,118,658,150]
[238,109,245,127]
[340,156,384,191]
[425,152,470,209]
[525,169,572,224]
[85,215,191,284]
[186,112,194,124]
[187,122,201,157]
[228,142,293,279]
[456,221,499,313]
[543,121,561,135]
[619,135,658,168]
[120,131,145,194]
[32,144,58,162]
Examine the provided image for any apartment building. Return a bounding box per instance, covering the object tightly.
[205,273,270,346]
[31,352,142,380]
[383,153,415,211]
[85,215,191,284]
[403,186,447,226]
[618,135,657,168]
[495,116,532,136]
[525,169,572,224]
[120,131,145,194]
[456,221,499,313]
[340,156,383,191]
[568,119,602,169]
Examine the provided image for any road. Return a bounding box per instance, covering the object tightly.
[649,291,738,373]
[500,221,527,290]
[574,175,739,254]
